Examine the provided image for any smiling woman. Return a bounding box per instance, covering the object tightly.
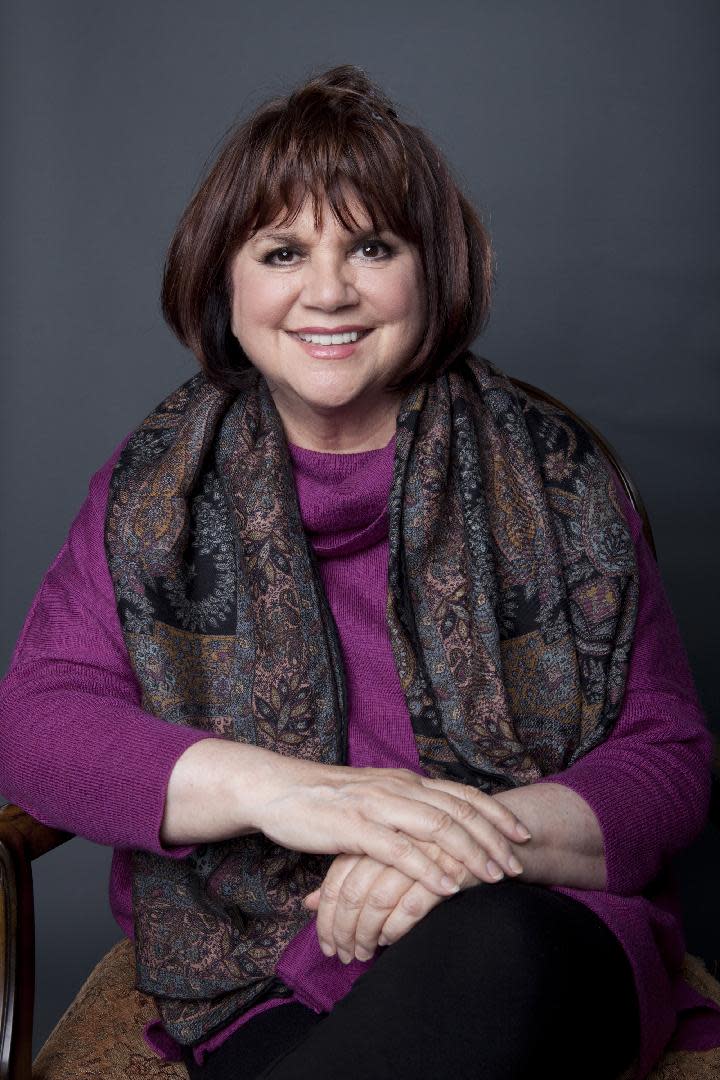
[1,62,718,1080]
[160,67,493,449]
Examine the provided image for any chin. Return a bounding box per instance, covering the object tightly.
[291,378,366,408]
[298,392,363,414]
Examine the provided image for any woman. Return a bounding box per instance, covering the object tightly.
[1,65,718,1080]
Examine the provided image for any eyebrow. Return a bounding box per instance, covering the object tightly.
[251,227,390,247]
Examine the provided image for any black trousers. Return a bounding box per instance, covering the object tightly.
[182,881,640,1080]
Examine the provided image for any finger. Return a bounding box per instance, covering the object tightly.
[372,845,485,950]
[413,839,477,888]
[378,879,445,947]
[352,820,463,896]
[365,790,523,883]
[409,785,526,878]
[418,777,532,842]
[358,769,532,845]
[349,842,484,960]
[330,858,393,963]
[314,854,362,958]
[341,766,531,847]
[306,842,467,912]
[352,864,415,960]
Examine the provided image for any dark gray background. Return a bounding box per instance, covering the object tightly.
[1,0,718,1057]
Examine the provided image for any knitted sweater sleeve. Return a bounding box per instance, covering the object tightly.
[537,482,713,896]
[0,437,213,854]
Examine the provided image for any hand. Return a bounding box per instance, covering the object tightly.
[302,787,530,964]
[253,759,531,899]
[303,841,486,963]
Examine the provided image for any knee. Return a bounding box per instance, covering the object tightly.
[408,880,576,983]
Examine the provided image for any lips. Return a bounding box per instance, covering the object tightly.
[288,329,372,360]
[290,326,372,335]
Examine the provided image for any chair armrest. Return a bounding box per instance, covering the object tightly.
[0,808,73,1080]
[0,806,71,864]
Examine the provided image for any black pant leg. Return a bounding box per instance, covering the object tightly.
[261,881,640,1080]
[182,1002,325,1080]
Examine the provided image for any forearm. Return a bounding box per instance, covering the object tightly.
[160,738,284,845]
[493,782,606,890]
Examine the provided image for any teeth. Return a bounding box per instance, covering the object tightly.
[297,331,362,345]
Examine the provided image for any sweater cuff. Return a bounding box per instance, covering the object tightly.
[535,693,711,896]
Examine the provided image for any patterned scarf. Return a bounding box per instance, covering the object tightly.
[104,352,638,1044]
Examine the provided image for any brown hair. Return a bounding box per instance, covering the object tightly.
[161,64,494,396]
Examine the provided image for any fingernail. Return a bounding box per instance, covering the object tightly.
[337,950,352,965]
[516,825,532,841]
[355,947,372,962]
[441,874,461,893]
[486,860,504,880]
[508,855,524,875]
[378,935,389,947]
[319,941,335,957]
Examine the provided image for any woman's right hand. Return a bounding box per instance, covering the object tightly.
[249,753,531,897]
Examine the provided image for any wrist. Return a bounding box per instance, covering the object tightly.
[227,742,285,834]
[493,783,606,889]
[247,753,342,835]
[161,738,282,845]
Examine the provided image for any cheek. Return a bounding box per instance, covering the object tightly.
[376,263,426,325]
[231,270,293,335]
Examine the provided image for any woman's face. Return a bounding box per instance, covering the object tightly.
[228,190,427,452]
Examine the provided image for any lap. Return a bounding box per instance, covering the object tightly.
[185,881,640,1080]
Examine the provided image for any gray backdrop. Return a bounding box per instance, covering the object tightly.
[1,0,718,1057]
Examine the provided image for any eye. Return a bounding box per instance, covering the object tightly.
[356,239,394,260]
[263,247,300,266]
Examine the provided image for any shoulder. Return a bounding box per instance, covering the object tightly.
[110,371,231,486]
[71,372,217,562]
[462,353,606,466]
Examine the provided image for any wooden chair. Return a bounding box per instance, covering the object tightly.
[2,378,719,1080]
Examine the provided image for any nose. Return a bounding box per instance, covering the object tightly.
[300,252,359,310]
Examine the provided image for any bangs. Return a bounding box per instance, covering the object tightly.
[240,112,416,243]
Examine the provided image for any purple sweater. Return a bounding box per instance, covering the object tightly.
[2,429,720,1079]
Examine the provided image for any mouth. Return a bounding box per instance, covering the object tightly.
[285,327,374,360]
[288,329,373,346]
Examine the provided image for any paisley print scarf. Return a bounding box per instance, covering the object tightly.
[104,352,638,1044]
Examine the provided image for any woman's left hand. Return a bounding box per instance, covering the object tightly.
[303,840,483,964]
